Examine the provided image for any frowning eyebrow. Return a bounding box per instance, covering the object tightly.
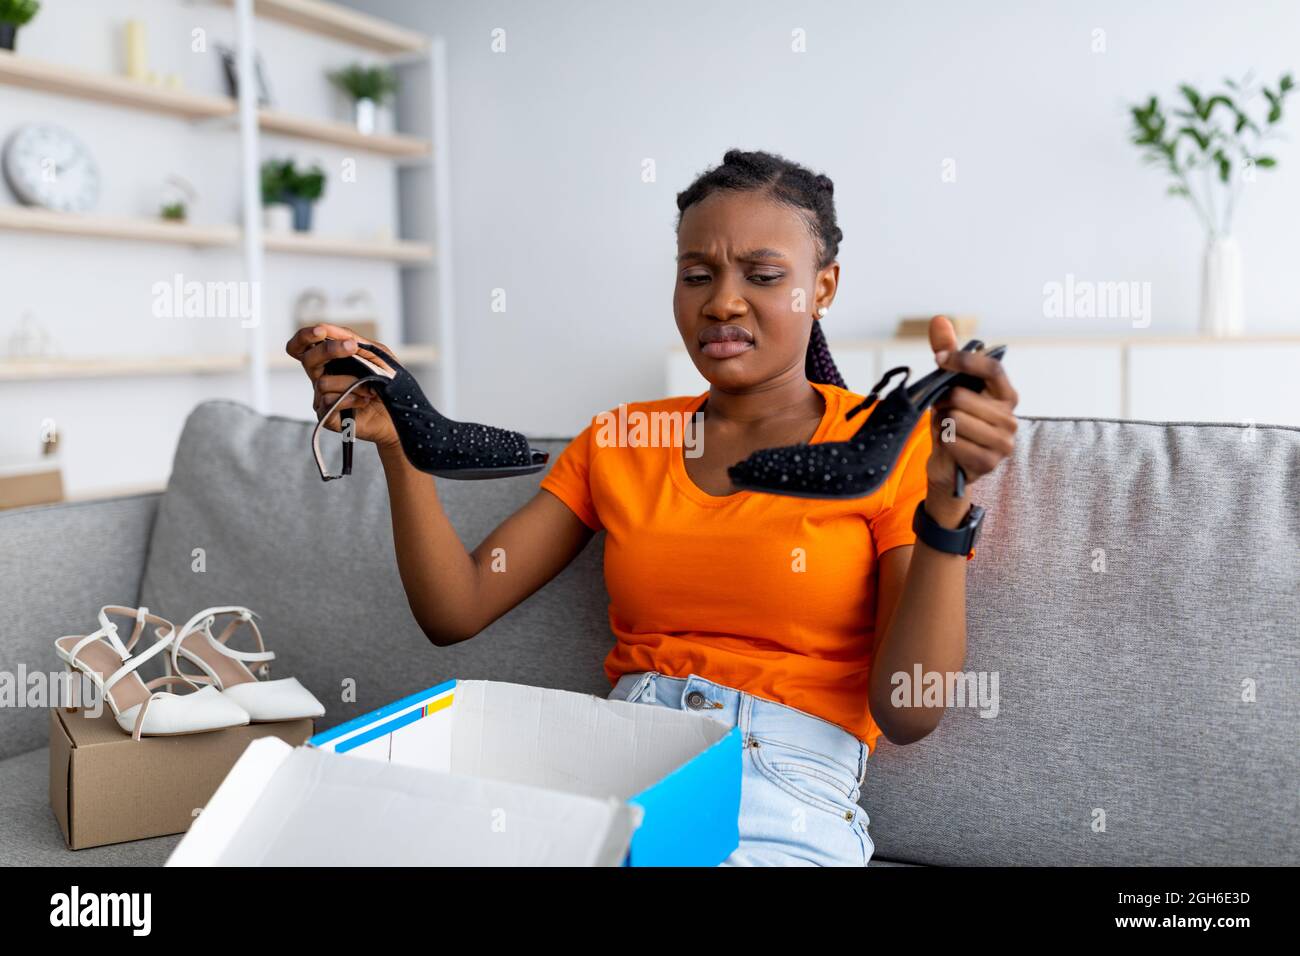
[677,248,788,264]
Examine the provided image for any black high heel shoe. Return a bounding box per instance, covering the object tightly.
[726,339,1007,500]
[311,342,549,482]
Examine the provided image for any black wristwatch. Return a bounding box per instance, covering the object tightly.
[912,500,985,559]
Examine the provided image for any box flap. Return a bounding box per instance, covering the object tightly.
[450,680,730,798]
[169,739,639,866]
[627,725,743,866]
[166,736,295,866]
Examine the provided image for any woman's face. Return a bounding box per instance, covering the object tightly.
[674,189,836,391]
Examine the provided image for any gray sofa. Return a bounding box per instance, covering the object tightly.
[3,400,1297,866]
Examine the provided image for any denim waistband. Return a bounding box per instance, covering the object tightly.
[611,671,867,788]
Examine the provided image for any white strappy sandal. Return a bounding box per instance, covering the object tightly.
[54,606,251,740]
[168,606,326,722]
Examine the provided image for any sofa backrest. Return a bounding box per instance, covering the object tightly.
[864,416,1299,865]
[1,493,161,760]
[139,402,1299,865]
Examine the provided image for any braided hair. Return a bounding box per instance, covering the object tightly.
[675,149,848,390]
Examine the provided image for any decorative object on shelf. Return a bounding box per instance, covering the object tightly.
[0,0,40,52]
[122,19,182,89]
[262,203,293,233]
[328,63,397,135]
[293,289,380,338]
[216,42,273,106]
[0,456,63,508]
[896,315,978,340]
[159,175,196,223]
[124,19,148,80]
[1129,71,1294,337]
[7,310,56,358]
[2,123,101,213]
[261,158,326,233]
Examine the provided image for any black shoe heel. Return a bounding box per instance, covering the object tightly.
[311,342,550,482]
[727,340,1007,500]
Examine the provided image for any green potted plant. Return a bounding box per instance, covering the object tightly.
[0,0,41,51]
[158,175,195,224]
[328,63,398,135]
[1128,71,1293,336]
[261,158,326,233]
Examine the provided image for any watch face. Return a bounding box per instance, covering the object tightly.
[2,124,101,213]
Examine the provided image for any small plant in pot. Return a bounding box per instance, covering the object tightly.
[0,0,41,51]
[1128,71,1294,336]
[328,63,398,135]
[261,158,326,233]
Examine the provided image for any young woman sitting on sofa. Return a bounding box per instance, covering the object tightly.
[287,149,1020,866]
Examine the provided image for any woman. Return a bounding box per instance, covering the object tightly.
[287,149,1020,866]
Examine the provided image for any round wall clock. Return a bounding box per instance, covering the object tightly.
[2,123,101,213]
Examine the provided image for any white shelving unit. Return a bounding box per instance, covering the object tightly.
[0,0,454,414]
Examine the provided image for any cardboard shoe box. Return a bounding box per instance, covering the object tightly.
[167,679,743,866]
[49,706,315,850]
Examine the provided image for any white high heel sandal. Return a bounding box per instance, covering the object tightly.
[169,606,326,722]
[54,606,251,740]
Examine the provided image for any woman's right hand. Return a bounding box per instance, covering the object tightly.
[285,323,400,450]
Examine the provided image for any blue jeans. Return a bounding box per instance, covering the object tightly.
[608,671,874,866]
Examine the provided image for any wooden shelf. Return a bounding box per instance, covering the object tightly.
[0,207,433,261]
[0,50,234,120]
[264,231,434,262]
[0,206,239,247]
[0,345,438,382]
[0,52,431,157]
[218,0,429,55]
[259,109,429,157]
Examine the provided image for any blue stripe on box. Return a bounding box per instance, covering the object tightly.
[334,706,426,753]
[625,724,743,866]
[309,678,456,748]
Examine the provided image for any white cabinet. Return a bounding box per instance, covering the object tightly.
[1129,344,1300,425]
[666,336,1300,427]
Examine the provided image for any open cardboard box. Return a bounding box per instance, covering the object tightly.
[167,679,742,866]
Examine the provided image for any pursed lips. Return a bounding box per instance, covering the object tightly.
[698,324,754,345]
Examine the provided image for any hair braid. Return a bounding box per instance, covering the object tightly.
[675,149,848,389]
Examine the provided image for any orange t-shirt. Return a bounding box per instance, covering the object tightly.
[539,380,933,754]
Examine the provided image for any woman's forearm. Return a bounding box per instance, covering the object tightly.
[868,491,971,744]
[378,441,482,645]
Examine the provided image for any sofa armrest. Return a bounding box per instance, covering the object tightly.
[0,492,161,761]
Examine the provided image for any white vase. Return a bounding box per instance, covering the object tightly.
[262,204,293,234]
[354,98,376,135]
[1199,235,1244,337]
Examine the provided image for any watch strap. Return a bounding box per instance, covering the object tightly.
[912,500,983,560]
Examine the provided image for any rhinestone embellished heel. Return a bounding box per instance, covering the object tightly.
[311,342,549,482]
[726,340,1007,500]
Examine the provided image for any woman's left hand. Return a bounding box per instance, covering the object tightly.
[923,315,1020,527]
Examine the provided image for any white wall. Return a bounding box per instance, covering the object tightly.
[3,1,1297,496]
[348,0,1300,436]
[1,0,404,493]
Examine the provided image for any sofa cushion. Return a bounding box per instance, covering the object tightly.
[863,417,1300,865]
